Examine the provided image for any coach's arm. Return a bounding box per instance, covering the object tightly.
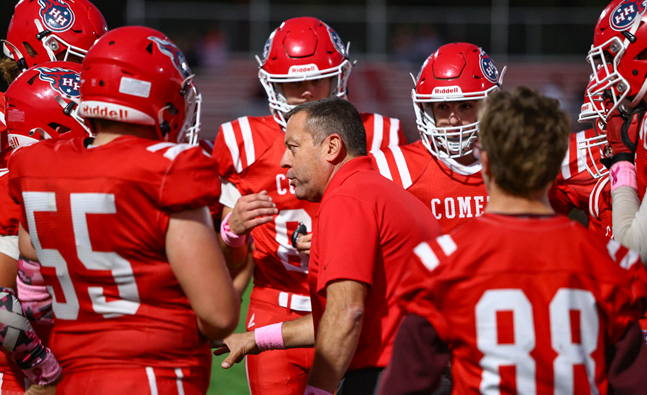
[307,279,366,393]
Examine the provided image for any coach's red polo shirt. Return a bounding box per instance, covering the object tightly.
[308,156,441,371]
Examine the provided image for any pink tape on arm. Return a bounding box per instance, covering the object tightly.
[220,212,247,248]
[304,385,334,395]
[254,322,286,351]
[610,161,638,193]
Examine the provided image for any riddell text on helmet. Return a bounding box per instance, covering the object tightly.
[81,105,129,120]
[432,86,463,96]
[288,64,319,74]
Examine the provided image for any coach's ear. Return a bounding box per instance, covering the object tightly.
[323,133,345,164]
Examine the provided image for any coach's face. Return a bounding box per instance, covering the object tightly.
[281,111,331,202]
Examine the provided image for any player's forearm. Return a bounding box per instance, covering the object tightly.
[307,303,363,393]
[219,234,249,269]
[0,287,61,386]
[230,254,254,298]
[612,186,647,263]
[281,314,315,348]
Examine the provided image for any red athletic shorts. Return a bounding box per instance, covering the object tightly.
[56,366,209,395]
[245,287,314,395]
[0,352,26,395]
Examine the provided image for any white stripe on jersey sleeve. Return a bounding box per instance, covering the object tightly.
[371,114,384,152]
[146,367,158,395]
[389,118,400,146]
[238,116,256,167]
[619,249,640,269]
[560,142,571,180]
[371,150,393,181]
[175,368,186,395]
[391,146,413,189]
[436,235,457,257]
[607,239,621,261]
[575,131,587,174]
[591,177,610,219]
[414,242,439,272]
[0,110,5,124]
[222,122,243,173]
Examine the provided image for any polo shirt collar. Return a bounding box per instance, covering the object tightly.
[324,156,373,197]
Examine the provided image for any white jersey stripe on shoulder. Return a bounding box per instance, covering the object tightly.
[147,142,175,153]
[175,368,185,395]
[436,235,457,257]
[146,367,158,395]
[222,122,243,173]
[371,114,384,152]
[238,117,256,167]
[607,239,621,261]
[391,146,412,188]
[414,242,439,272]
[163,144,195,161]
[371,150,393,181]
[0,169,8,178]
[560,144,571,180]
[389,118,400,146]
[575,131,587,174]
[0,111,5,125]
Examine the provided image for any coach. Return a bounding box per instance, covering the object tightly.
[279,97,441,394]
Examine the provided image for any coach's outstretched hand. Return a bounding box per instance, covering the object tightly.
[213,331,261,368]
[24,382,58,395]
[229,191,278,235]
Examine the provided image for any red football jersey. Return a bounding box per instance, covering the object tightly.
[587,175,613,239]
[0,92,8,168]
[370,140,487,233]
[212,113,404,295]
[550,129,602,215]
[0,169,20,237]
[398,213,647,395]
[8,136,220,373]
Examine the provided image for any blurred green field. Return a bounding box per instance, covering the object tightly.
[207,286,252,395]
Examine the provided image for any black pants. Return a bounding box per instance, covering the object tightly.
[337,367,384,395]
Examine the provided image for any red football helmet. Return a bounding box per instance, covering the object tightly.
[258,17,352,129]
[578,67,611,179]
[78,26,202,144]
[587,0,647,121]
[3,0,108,71]
[4,61,90,148]
[413,42,505,159]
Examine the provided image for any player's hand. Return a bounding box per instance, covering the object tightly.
[229,191,278,235]
[23,378,60,395]
[295,233,312,255]
[213,331,261,368]
[603,91,644,164]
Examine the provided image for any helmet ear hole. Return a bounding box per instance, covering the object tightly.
[160,121,171,136]
[146,43,154,54]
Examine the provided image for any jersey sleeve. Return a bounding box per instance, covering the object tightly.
[158,145,221,212]
[315,196,379,293]
[396,240,452,342]
[600,243,647,343]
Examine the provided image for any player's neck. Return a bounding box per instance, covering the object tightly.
[485,182,554,215]
[90,121,159,146]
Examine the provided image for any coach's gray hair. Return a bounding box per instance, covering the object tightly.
[285,97,368,157]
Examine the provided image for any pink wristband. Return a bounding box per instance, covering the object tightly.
[220,212,247,248]
[22,348,62,386]
[304,385,334,395]
[610,161,638,193]
[254,322,286,351]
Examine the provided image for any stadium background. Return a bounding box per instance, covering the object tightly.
[0,0,612,393]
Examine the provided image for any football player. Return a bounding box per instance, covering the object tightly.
[370,42,502,233]
[0,60,91,394]
[0,0,108,166]
[379,87,647,394]
[585,0,647,259]
[8,26,238,394]
[211,16,406,395]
